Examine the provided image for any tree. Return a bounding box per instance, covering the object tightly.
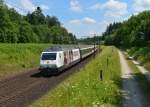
[0,2,77,44]
[103,10,150,47]
[8,8,22,23]
[26,7,46,25]
[32,25,50,42]
[0,0,4,5]
[46,16,60,28]
[18,21,38,43]
[0,5,19,43]
[0,29,5,42]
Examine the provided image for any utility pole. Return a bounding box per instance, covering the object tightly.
[94,34,96,58]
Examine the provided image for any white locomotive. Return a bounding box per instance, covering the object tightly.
[39,45,97,74]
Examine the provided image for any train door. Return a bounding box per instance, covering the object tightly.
[64,51,67,65]
[64,50,70,65]
[69,50,73,63]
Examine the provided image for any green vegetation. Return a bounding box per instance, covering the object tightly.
[29,46,121,107]
[78,36,104,45]
[125,54,150,101]
[0,43,53,77]
[100,10,150,71]
[0,1,77,44]
[102,11,150,47]
[127,47,150,71]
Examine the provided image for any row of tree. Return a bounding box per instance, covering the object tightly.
[78,36,103,45]
[0,1,77,44]
[103,11,150,48]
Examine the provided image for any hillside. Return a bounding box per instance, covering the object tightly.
[0,1,77,44]
[101,10,150,71]
[0,44,53,77]
[103,11,150,47]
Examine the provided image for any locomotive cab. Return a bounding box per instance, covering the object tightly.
[39,51,64,71]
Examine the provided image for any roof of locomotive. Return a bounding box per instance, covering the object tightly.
[43,45,78,52]
[43,45,95,52]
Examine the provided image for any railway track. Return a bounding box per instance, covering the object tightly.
[0,51,98,107]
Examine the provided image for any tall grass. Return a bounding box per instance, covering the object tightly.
[0,43,53,77]
[128,47,150,71]
[29,46,121,107]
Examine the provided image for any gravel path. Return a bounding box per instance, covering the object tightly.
[132,60,150,81]
[118,51,144,107]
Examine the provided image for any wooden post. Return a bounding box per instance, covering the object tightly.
[107,57,109,67]
[100,70,103,81]
[93,34,96,58]
[112,47,113,53]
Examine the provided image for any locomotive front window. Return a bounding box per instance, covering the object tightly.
[42,53,56,60]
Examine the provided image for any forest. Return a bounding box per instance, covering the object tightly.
[78,36,103,45]
[0,1,77,44]
[102,11,150,48]
[102,10,150,70]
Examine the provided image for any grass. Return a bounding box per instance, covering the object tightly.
[0,43,54,77]
[29,46,122,107]
[125,54,150,101]
[128,47,150,71]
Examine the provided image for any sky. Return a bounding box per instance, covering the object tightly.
[4,0,150,38]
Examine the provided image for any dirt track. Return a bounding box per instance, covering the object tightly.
[0,51,98,107]
[119,51,150,107]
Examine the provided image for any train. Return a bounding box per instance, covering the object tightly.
[39,45,97,74]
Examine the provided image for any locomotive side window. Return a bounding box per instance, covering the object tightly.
[42,53,56,60]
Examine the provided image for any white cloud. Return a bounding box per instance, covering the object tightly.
[5,0,49,15]
[103,0,128,17]
[40,4,49,10]
[20,0,36,12]
[70,0,82,12]
[65,20,105,38]
[67,17,102,37]
[69,17,96,25]
[133,0,150,13]
[90,3,101,10]
[90,0,128,17]
[135,0,150,6]
[102,0,127,11]
[6,2,26,15]
[82,17,96,24]
[69,19,81,24]
[104,9,127,18]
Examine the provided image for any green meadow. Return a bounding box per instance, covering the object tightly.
[29,46,122,107]
[0,43,53,77]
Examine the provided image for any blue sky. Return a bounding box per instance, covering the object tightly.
[5,0,150,38]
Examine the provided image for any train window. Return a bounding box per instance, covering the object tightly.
[81,48,93,55]
[42,53,56,60]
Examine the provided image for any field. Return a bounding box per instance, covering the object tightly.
[0,43,53,77]
[29,46,122,107]
[128,47,150,71]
